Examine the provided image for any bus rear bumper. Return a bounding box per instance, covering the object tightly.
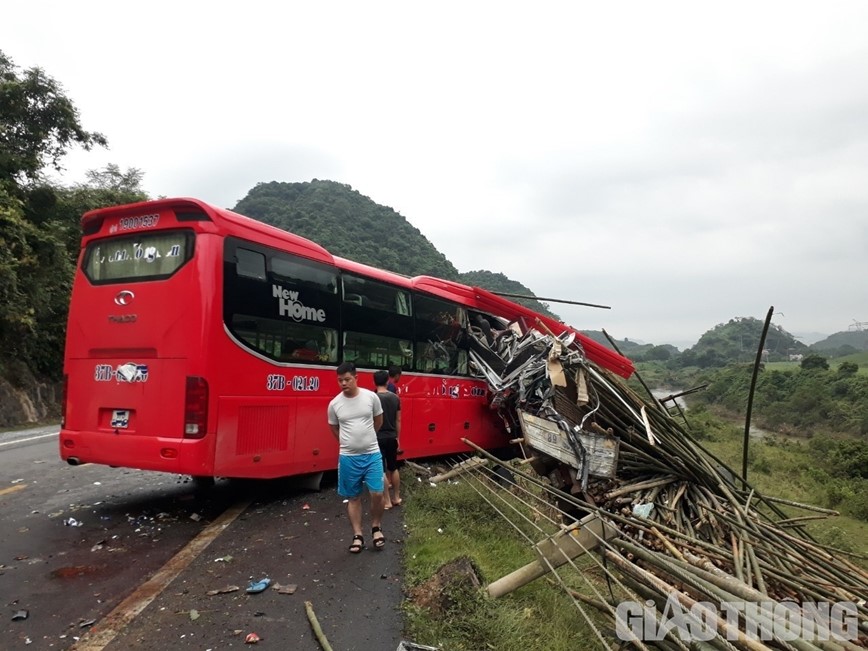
[59,430,212,476]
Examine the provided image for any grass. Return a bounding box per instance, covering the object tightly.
[401,465,609,651]
[765,351,868,374]
[833,350,868,374]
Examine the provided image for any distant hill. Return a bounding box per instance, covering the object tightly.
[233,180,557,318]
[810,330,868,355]
[580,331,651,356]
[677,317,809,367]
[234,180,459,279]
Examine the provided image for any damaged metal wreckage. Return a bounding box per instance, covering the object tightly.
[459,318,868,651]
[468,319,623,503]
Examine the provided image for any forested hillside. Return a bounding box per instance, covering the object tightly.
[234,180,459,279]
[232,181,558,317]
[669,317,808,367]
[810,329,868,356]
[0,51,150,426]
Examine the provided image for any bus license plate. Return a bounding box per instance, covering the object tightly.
[111,409,130,429]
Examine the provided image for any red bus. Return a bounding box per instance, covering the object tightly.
[60,197,633,481]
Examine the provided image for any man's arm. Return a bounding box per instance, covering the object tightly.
[373,413,384,432]
[327,402,340,441]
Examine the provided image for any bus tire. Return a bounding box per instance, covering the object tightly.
[492,464,515,488]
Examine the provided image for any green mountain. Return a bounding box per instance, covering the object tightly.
[810,330,868,356]
[234,180,458,279]
[232,180,557,318]
[580,331,651,355]
[678,317,809,367]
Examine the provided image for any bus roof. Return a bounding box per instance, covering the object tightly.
[412,276,635,378]
[82,197,335,266]
[332,256,413,289]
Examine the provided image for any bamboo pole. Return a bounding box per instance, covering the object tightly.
[430,457,487,483]
[304,601,333,651]
[742,307,775,483]
[603,549,775,651]
[487,514,617,598]
[618,542,814,651]
[458,323,868,645]
[760,496,840,515]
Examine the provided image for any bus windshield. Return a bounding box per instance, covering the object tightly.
[83,230,194,283]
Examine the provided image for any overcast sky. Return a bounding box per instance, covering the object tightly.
[5,1,867,347]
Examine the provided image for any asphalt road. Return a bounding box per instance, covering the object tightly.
[0,427,406,650]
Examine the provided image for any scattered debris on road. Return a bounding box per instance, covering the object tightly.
[245,577,271,594]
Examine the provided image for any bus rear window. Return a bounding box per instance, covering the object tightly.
[83,231,194,283]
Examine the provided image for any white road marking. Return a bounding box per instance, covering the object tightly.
[0,432,57,448]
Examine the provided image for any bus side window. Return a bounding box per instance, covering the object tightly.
[413,294,469,375]
[323,331,338,362]
[236,248,266,281]
[395,291,410,316]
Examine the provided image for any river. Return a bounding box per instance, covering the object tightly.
[651,389,780,440]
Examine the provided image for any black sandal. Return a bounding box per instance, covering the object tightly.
[372,526,385,550]
[348,534,365,553]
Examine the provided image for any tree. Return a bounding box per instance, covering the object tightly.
[0,171,149,378]
[0,51,129,380]
[0,184,70,374]
[0,50,107,188]
[800,354,830,371]
[837,361,858,377]
[645,345,673,362]
[84,164,144,193]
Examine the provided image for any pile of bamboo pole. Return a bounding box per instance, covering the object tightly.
[466,326,868,649]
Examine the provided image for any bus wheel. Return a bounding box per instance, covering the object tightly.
[192,476,216,490]
[492,464,515,488]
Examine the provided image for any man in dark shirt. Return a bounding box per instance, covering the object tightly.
[373,370,402,507]
[387,365,402,394]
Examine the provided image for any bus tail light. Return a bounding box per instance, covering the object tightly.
[184,376,209,438]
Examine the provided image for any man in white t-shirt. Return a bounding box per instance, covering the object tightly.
[327,361,386,553]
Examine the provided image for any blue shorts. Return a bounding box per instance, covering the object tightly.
[338,452,385,498]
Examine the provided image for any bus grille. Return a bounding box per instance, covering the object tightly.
[236,406,290,455]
